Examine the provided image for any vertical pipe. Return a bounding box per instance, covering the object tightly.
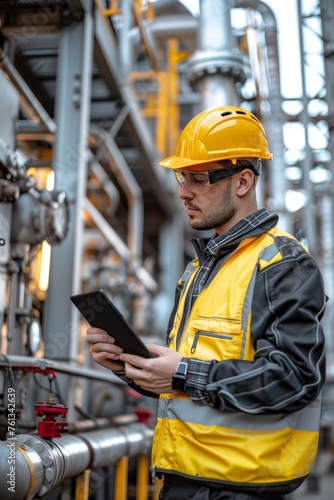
[75,469,91,500]
[199,0,234,51]
[91,131,144,273]
[167,39,181,155]
[6,260,19,355]
[236,0,290,231]
[119,0,132,77]
[152,476,163,500]
[114,456,129,500]
[43,7,94,419]
[296,0,316,251]
[319,194,334,356]
[0,72,19,352]
[136,454,149,500]
[196,0,242,108]
[319,0,334,366]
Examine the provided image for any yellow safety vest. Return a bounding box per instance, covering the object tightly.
[152,228,321,491]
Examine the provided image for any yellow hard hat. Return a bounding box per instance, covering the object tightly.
[159,105,273,169]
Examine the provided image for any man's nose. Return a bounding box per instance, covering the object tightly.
[179,183,194,200]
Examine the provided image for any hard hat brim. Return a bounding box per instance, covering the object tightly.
[159,153,273,169]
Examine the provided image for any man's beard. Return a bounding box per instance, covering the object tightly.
[189,180,236,231]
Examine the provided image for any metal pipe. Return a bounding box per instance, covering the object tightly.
[0,354,127,385]
[236,0,289,230]
[318,194,334,359]
[90,129,143,274]
[131,1,160,71]
[89,159,120,214]
[199,0,234,51]
[84,198,158,292]
[94,0,177,218]
[84,197,129,260]
[295,0,316,251]
[0,48,57,135]
[187,0,246,108]
[140,15,197,41]
[144,0,282,112]
[119,0,133,76]
[0,440,44,499]
[0,423,153,499]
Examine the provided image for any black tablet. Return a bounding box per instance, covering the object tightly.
[70,289,154,358]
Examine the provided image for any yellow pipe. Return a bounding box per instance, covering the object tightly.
[103,0,121,16]
[167,39,179,156]
[156,72,168,156]
[167,41,192,156]
[114,456,128,500]
[75,469,91,500]
[131,0,159,71]
[136,454,148,500]
[152,476,163,500]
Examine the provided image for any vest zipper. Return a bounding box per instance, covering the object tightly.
[176,274,197,351]
[176,244,243,351]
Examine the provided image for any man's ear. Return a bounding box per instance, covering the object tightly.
[235,169,255,196]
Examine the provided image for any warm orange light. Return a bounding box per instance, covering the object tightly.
[38,241,51,291]
[46,170,55,191]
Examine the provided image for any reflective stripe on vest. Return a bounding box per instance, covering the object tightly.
[157,396,321,432]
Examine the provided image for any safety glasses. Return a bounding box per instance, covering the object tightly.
[174,160,260,194]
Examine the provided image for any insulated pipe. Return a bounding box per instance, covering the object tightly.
[0,423,153,499]
[0,440,44,499]
[187,0,246,108]
[236,0,289,231]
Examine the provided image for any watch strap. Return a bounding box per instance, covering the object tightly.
[171,360,188,392]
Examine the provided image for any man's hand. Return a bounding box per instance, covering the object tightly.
[86,327,124,371]
[86,328,183,394]
[120,344,182,394]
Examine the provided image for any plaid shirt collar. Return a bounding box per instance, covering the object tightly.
[192,209,279,262]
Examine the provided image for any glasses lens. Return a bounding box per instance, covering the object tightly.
[174,160,260,192]
[174,171,185,187]
[174,170,211,193]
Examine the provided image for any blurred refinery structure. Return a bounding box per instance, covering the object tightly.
[0,0,334,498]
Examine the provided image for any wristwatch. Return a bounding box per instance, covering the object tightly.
[171,361,188,393]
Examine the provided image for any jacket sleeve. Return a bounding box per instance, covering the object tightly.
[189,251,327,413]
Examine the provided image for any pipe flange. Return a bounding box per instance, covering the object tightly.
[186,49,247,87]
[16,435,64,497]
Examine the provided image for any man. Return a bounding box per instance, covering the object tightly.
[87,106,327,500]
